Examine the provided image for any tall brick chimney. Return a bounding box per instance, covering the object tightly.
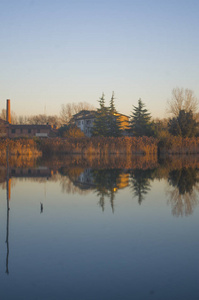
[6,99,11,123]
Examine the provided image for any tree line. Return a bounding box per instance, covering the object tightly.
[1,87,198,138]
[92,87,199,138]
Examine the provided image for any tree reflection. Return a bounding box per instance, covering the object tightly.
[130,169,154,204]
[92,169,128,212]
[167,167,199,216]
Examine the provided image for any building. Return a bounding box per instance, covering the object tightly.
[114,113,129,130]
[8,124,52,138]
[73,110,129,137]
[73,110,96,137]
[0,119,9,138]
[0,99,56,138]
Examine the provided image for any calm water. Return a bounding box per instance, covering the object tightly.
[0,156,199,300]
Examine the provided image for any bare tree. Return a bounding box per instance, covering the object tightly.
[0,109,6,120]
[0,109,18,124]
[60,102,95,125]
[167,87,198,117]
[14,114,61,127]
[17,115,30,124]
[60,103,74,124]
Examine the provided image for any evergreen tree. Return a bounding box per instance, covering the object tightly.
[107,92,122,137]
[168,109,197,137]
[92,93,109,136]
[129,99,153,136]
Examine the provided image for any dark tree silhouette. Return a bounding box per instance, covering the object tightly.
[129,99,154,136]
[168,109,197,137]
[92,93,109,137]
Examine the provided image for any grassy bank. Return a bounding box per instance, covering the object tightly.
[39,137,158,156]
[2,136,199,158]
[0,138,42,157]
[158,136,199,154]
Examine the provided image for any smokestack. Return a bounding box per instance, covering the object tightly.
[6,99,11,123]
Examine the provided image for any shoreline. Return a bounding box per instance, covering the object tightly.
[1,136,199,158]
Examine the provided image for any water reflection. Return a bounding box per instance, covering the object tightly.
[1,155,199,218]
[6,148,10,275]
[92,169,129,212]
[167,167,199,216]
[1,154,199,300]
[130,169,154,204]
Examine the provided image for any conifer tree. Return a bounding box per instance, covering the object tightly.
[92,93,109,136]
[129,99,153,136]
[107,92,122,137]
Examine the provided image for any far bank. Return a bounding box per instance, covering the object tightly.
[1,136,199,158]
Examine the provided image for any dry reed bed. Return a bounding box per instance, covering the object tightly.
[0,139,42,157]
[40,137,158,155]
[159,137,199,154]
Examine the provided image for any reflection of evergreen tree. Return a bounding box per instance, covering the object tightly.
[92,169,121,212]
[130,169,154,204]
[167,167,199,216]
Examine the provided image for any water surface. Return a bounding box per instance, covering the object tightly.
[0,155,199,300]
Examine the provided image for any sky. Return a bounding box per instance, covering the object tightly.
[0,0,199,119]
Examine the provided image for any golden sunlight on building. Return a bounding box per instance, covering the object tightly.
[114,113,129,130]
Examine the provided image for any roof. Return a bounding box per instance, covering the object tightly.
[73,110,129,120]
[73,110,96,120]
[115,113,129,119]
[9,124,52,129]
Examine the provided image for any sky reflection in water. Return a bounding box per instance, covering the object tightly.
[0,157,199,300]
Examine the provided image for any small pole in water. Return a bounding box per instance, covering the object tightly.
[40,202,43,213]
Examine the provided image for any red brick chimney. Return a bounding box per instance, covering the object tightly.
[6,99,11,123]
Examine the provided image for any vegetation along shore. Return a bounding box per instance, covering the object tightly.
[1,136,199,159]
[0,87,199,158]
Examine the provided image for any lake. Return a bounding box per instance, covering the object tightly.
[0,155,199,300]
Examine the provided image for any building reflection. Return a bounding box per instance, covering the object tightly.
[10,167,53,178]
[74,168,130,212]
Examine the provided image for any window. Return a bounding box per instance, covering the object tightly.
[20,129,23,133]
[28,129,31,134]
[11,129,15,134]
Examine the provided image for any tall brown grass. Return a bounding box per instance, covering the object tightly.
[0,138,42,157]
[40,137,158,156]
[158,136,199,154]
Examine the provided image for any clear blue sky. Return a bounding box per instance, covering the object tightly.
[0,0,198,118]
